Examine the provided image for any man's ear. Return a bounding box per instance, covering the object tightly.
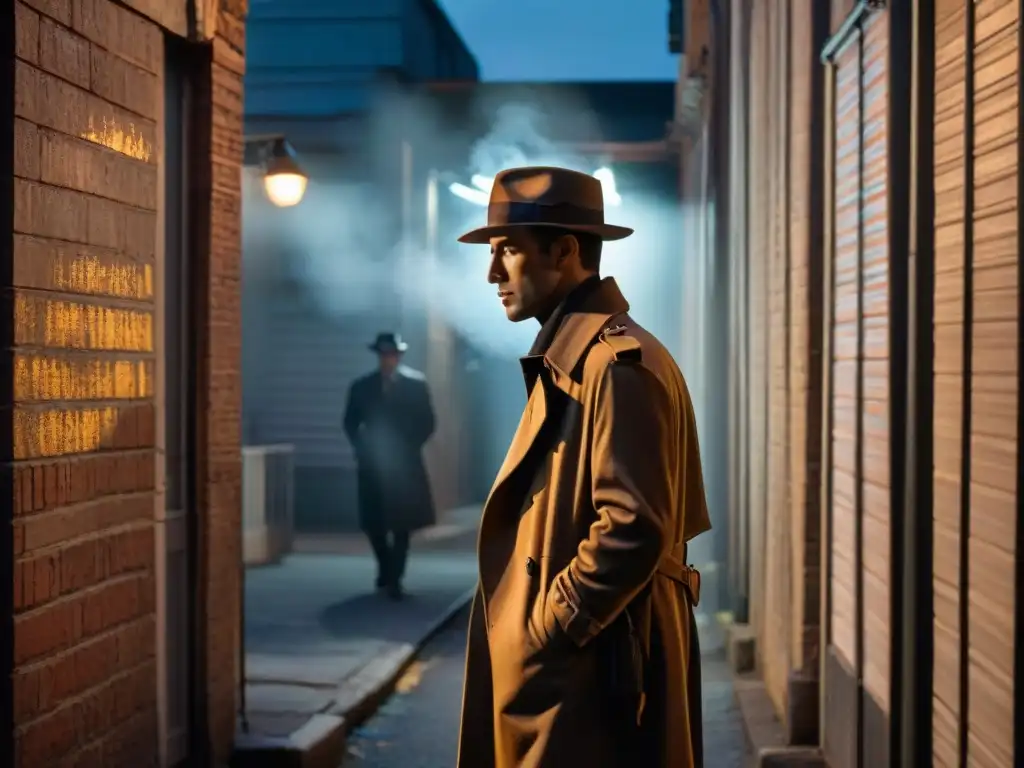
[552,234,580,265]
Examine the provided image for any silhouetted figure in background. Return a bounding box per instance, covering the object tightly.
[343,332,437,600]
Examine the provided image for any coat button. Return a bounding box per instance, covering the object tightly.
[525,557,537,576]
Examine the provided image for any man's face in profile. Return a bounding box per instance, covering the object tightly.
[487,230,563,322]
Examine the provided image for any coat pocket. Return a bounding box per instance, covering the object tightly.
[524,557,562,654]
[601,609,647,710]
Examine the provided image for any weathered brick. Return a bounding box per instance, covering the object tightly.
[123,204,158,257]
[118,0,188,36]
[86,195,157,254]
[107,526,153,576]
[15,61,158,163]
[39,129,158,209]
[11,291,154,351]
[71,0,161,73]
[9,1,246,764]
[17,552,60,609]
[13,351,156,403]
[13,178,89,241]
[14,596,82,665]
[89,44,161,120]
[12,403,156,461]
[100,708,157,768]
[80,574,153,638]
[39,16,90,88]
[15,2,40,63]
[16,661,155,767]
[13,118,40,180]
[59,538,106,594]
[13,454,154,518]
[15,700,77,767]
[20,0,71,24]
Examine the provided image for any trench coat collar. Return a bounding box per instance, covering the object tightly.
[519,276,630,392]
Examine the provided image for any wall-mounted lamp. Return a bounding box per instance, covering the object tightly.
[262,137,308,207]
[245,135,308,207]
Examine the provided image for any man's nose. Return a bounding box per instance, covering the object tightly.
[486,255,503,284]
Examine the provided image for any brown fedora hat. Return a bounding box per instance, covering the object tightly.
[457,166,634,244]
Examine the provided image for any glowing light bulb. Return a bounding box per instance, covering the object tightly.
[264,172,307,207]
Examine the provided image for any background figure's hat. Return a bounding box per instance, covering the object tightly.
[457,166,634,244]
[369,332,408,354]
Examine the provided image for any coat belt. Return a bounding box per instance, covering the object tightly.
[655,543,701,607]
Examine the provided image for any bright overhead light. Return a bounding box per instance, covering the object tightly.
[449,182,490,206]
[471,174,493,192]
[593,167,621,206]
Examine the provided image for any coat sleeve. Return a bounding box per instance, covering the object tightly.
[342,382,362,447]
[545,357,674,648]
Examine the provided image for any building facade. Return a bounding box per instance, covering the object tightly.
[678,0,1023,765]
[3,0,247,765]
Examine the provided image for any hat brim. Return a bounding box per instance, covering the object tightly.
[369,343,408,353]
[457,222,634,245]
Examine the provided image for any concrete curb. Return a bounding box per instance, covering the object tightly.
[733,677,826,768]
[231,586,476,768]
[329,586,476,732]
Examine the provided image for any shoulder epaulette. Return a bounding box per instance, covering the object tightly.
[597,324,642,362]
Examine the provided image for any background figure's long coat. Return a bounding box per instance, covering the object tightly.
[343,366,436,533]
[457,278,712,768]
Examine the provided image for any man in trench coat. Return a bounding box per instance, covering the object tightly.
[343,332,437,599]
[455,167,712,767]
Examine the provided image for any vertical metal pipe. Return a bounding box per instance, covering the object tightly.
[900,0,935,762]
[818,51,837,757]
[400,140,414,333]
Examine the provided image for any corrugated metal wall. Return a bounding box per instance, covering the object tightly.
[932,2,968,761]
[932,2,1019,766]
[821,6,896,766]
[723,0,827,731]
[708,0,1024,763]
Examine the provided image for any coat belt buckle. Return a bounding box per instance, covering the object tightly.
[684,566,701,608]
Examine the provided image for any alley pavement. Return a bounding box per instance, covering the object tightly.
[239,507,481,749]
[342,610,753,767]
[240,504,751,767]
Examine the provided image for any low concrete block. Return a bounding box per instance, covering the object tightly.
[785,669,820,746]
[726,622,756,674]
[758,746,826,767]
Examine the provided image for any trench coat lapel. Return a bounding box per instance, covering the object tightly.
[485,355,548,503]
[483,278,631,506]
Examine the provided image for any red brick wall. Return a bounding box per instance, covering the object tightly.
[198,1,246,760]
[6,0,248,764]
[10,1,162,765]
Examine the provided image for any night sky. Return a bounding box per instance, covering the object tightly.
[437,0,679,82]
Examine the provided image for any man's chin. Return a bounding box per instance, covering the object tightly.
[504,305,531,322]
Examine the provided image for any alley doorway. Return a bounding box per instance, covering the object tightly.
[158,33,199,768]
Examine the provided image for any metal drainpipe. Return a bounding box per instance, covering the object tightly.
[239,563,249,733]
[238,455,249,734]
